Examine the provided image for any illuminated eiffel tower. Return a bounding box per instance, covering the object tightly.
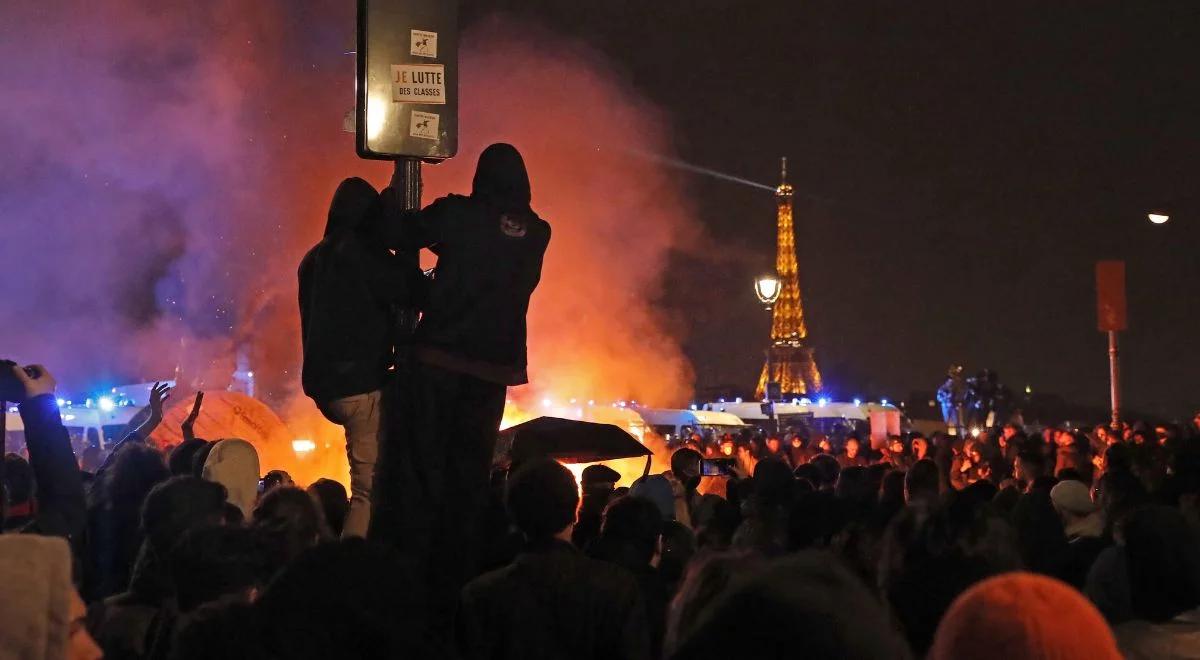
[756,157,823,399]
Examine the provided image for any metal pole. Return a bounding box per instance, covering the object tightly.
[391,157,422,211]
[1108,330,1120,427]
[390,158,422,369]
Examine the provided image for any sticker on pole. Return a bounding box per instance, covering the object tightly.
[409,111,439,140]
[391,64,446,104]
[411,30,437,58]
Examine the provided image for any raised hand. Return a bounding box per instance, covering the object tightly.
[182,391,204,442]
[148,382,172,420]
[12,364,56,400]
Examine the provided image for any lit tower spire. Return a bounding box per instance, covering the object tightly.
[757,157,822,399]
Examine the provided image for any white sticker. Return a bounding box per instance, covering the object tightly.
[391,64,446,104]
[409,111,439,140]
[410,30,437,58]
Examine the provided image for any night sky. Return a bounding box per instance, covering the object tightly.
[462,0,1200,418]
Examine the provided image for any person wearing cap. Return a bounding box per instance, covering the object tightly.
[1051,479,1108,590]
[581,464,621,491]
[572,464,621,550]
[1051,479,1104,541]
[931,572,1122,660]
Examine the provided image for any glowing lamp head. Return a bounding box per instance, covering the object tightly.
[98,397,115,412]
[56,398,66,408]
[754,276,782,307]
[1148,212,1169,225]
[292,439,316,454]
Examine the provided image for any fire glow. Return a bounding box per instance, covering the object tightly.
[2,6,702,488]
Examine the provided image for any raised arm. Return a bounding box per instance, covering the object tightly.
[96,382,171,474]
[181,391,204,443]
[126,382,171,442]
[12,365,86,539]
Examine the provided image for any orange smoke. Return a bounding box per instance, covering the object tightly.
[254,18,704,485]
[4,3,704,487]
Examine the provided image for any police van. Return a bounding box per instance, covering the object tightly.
[703,399,903,448]
[3,383,161,455]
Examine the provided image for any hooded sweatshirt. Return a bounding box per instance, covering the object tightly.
[384,144,551,385]
[0,535,72,659]
[202,439,260,519]
[299,177,421,402]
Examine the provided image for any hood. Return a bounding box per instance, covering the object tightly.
[471,143,531,212]
[202,439,261,519]
[325,177,380,237]
[0,535,72,660]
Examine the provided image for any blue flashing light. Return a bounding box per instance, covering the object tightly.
[98,397,115,412]
[817,398,829,407]
[690,404,698,411]
[853,398,862,406]
[881,399,890,406]
[56,398,66,407]
[735,397,743,404]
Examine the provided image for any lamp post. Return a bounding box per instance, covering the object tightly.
[755,275,781,409]
[755,276,781,309]
[755,275,782,434]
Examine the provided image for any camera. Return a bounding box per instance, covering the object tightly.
[0,360,36,403]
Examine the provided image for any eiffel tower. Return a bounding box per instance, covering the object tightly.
[756,157,823,399]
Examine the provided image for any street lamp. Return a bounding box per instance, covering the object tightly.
[754,275,782,408]
[754,275,781,308]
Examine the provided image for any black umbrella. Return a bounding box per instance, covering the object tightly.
[502,417,652,469]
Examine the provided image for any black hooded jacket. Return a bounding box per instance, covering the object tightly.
[384,144,550,385]
[299,177,419,401]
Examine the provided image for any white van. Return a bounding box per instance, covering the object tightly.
[4,400,141,456]
[635,408,747,443]
[704,399,903,448]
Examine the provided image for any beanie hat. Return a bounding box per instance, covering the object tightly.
[629,474,675,520]
[1050,480,1095,516]
[0,535,72,660]
[203,439,261,519]
[931,572,1121,660]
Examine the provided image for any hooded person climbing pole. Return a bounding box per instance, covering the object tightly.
[299,177,423,538]
[372,143,551,622]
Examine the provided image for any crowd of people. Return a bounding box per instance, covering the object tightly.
[3,141,1200,659]
[6,353,1200,659]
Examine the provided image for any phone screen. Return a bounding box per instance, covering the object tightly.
[701,458,735,477]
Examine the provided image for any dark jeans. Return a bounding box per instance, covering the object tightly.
[371,361,507,617]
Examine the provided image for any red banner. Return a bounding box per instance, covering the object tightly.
[1096,260,1127,332]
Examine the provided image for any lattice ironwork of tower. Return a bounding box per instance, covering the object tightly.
[756,157,823,399]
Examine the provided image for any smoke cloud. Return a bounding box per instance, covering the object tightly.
[1,2,697,456]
